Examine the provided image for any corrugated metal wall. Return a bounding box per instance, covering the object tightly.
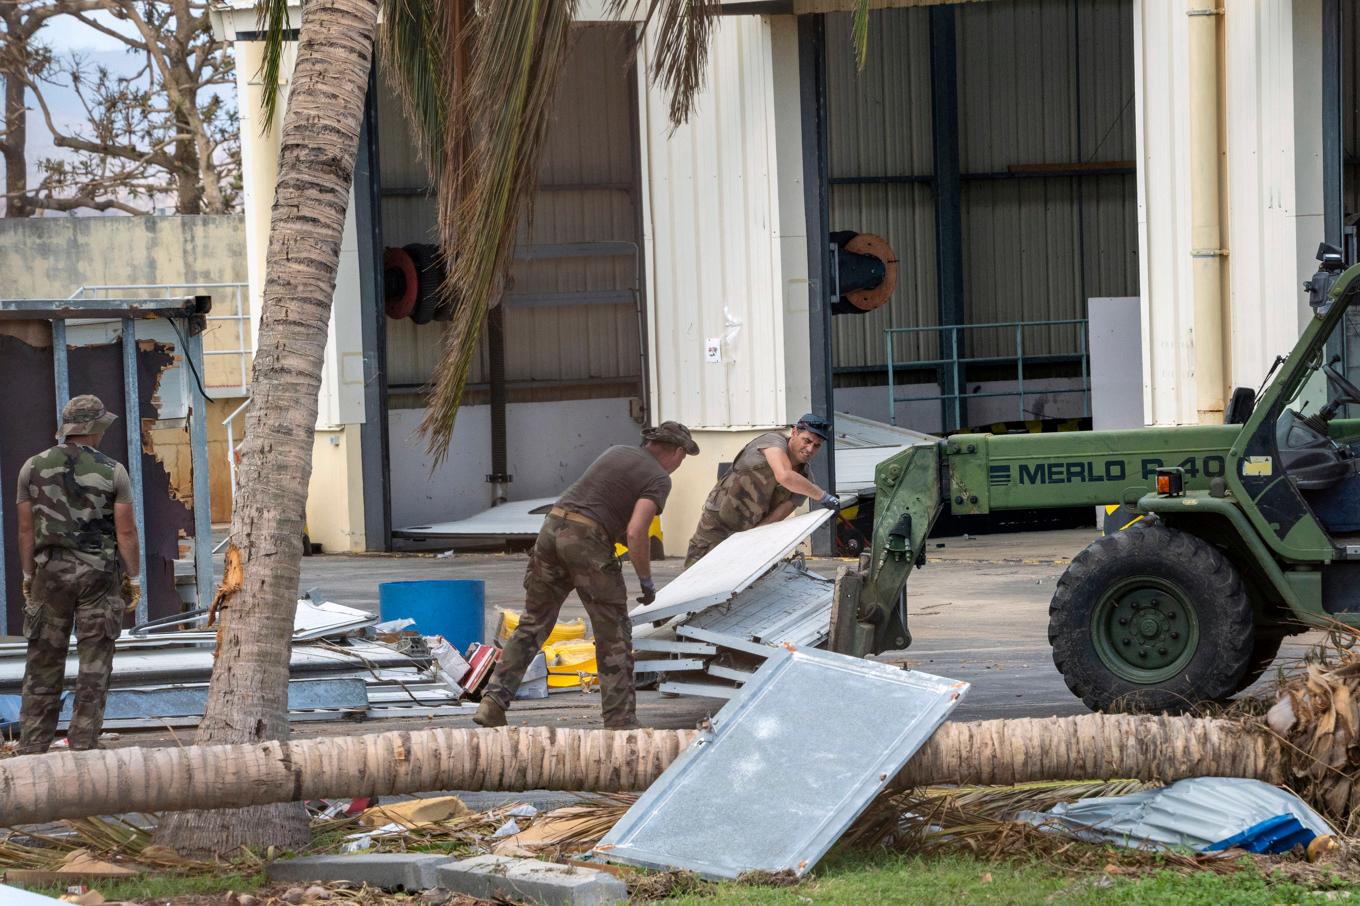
[825,0,1137,370]
[377,24,644,395]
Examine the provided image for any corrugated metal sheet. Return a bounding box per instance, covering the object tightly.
[826,1,1137,368]
[640,15,799,429]
[377,24,644,392]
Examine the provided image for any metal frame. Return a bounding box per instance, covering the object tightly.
[0,294,215,628]
[885,318,1091,432]
[929,4,966,431]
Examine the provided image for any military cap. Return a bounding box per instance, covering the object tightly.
[58,394,117,441]
[642,420,700,455]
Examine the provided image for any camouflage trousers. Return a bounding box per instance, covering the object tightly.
[18,549,124,754]
[484,514,636,728]
[684,510,736,570]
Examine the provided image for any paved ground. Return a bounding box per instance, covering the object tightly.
[98,525,1315,752]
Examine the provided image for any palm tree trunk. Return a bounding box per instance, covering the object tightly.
[3,718,1286,828]
[151,0,380,854]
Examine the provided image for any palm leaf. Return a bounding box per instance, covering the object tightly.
[377,0,454,168]
[852,0,871,71]
[418,0,580,462]
[253,0,293,131]
[612,0,721,127]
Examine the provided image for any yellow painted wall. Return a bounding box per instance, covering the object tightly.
[146,396,246,525]
[305,426,366,553]
[659,429,766,559]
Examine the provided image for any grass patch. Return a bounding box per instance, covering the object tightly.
[28,871,263,902]
[655,851,1359,906]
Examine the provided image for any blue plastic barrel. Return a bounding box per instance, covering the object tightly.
[378,579,485,652]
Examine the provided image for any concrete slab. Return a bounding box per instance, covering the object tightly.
[436,854,627,906]
[266,853,450,890]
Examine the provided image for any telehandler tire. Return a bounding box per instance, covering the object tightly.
[1049,523,1254,714]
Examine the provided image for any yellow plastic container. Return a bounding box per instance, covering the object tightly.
[543,639,598,688]
[495,609,587,647]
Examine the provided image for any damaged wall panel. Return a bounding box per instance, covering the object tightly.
[1,335,194,632]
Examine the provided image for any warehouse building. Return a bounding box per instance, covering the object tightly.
[211,0,1346,555]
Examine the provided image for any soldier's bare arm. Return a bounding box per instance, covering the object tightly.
[16,501,34,577]
[626,498,659,582]
[757,500,797,527]
[114,502,140,577]
[760,446,827,500]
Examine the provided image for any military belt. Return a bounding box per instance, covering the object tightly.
[548,507,607,536]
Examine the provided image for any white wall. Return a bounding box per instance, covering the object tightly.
[638,15,813,430]
[836,379,1088,435]
[1135,0,1324,425]
[388,398,643,528]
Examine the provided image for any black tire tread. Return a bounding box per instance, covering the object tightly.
[1049,523,1254,713]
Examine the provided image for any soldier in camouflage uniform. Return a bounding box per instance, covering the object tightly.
[14,395,141,754]
[477,422,698,730]
[684,413,839,569]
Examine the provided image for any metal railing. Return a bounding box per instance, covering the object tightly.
[885,318,1090,432]
[71,283,251,398]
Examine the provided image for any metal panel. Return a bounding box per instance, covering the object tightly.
[57,677,369,721]
[595,646,967,879]
[684,562,833,647]
[629,510,834,624]
[377,24,643,394]
[395,497,555,538]
[640,15,793,429]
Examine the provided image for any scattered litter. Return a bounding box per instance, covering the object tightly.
[341,836,373,854]
[436,549,457,559]
[459,644,501,696]
[357,796,470,829]
[492,819,522,839]
[1018,777,1335,854]
[428,636,470,693]
[595,645,966,879]
[507,804,539,818]
[372,618,417,635]
[544,640,598,690]
[496,610,587,646]
[516,652,549,700]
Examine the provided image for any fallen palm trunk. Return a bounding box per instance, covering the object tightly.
[0,716,1283,828]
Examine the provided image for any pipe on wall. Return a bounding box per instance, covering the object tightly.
[1187,0,1228,424]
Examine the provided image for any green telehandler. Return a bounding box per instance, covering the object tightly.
[833,244,1360,712]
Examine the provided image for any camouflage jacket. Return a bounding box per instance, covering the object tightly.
[17,443,129,570]
[700,432,808,533]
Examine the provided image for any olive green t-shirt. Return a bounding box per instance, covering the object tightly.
[556,445,672,540]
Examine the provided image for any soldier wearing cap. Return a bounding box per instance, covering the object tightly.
[14,395,141,753]
[477,421,699,730]
[684,413,839,569]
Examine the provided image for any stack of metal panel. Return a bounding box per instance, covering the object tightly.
[627,510,837,699]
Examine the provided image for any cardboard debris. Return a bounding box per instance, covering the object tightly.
[357,796,470,829]
[5,849,142,887]
[491,806,612,857]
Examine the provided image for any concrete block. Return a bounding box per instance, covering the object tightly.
[266,853,451,890]
[436,855,628,906]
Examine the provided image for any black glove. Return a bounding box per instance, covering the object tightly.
[818,492,842,510]
[636,577,657,605]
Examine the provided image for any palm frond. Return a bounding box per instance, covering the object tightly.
[611,0,721,128]
[852,0,871,71]
[253,0,293,131]
[377,0,458,169]
[418,0,579,462]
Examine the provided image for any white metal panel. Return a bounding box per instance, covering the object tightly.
[629,509,834,624]
[639,15,793,429]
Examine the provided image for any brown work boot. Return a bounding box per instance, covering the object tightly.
[474,697,508,728]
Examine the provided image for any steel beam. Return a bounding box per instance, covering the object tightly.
[186,326,215,609]
[800,14,836,555]
[0,296,209,321]
[120,319,150,623]
[1323,0,1344,251]
[929,5,966,432]
[52,319,70,425]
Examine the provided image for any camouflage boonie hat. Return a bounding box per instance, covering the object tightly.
[643,420,699,455]
[58,394,117,441]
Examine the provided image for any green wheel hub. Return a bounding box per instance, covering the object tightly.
[1090,578,1200,684]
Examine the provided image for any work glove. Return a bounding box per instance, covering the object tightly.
[636,577,657,606]
[121,575,142,612]
[21,573,32,604]
[818,493,842,510]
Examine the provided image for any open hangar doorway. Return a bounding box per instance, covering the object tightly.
[366,23,651,548]
[802,0,1139,540]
